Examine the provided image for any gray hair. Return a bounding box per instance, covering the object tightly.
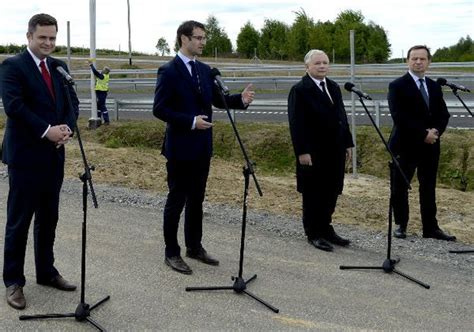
[304,49,328,65]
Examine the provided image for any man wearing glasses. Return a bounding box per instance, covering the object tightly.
[153,20,255,274]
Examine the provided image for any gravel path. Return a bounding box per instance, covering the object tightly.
[0,167,472,331]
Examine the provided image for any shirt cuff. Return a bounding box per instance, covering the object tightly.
[191,116,197,130]
[41,125,51,138]
[241,96,249,107]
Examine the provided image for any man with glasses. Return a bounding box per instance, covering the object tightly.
[153,20,255,274]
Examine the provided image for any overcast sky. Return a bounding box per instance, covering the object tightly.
[1,0,473,59]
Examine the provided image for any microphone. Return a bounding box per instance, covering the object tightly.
[52,62,74,84]
[436,78,470,93]
[210,68,229,94]
[344,82,372,100]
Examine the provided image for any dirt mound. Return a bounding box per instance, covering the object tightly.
[64,142,473,243]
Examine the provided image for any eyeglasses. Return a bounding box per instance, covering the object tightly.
[190,35,207,42]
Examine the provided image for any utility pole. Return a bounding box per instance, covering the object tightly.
[350,30,357,177]
[89,0,100,128]
[66,21,71,70]
[127,0,132,66]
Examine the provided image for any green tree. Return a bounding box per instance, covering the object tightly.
[155,37,170,56]
[236,21,260,58]
[287,8,314,60]
[258,19,289,60]
[203,15,233,57]
[433,35,474,61]
[308,21,335,56]
[365,22,391,62]
[332,10,368,63]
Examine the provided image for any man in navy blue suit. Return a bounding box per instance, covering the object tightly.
[1,13,79,310]
[153,20,255,274]
[388,45,454,241]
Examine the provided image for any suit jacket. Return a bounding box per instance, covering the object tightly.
[388,72,450,156]
[153,56,246,161]
[288,74,353,193]
[1,50,79,169]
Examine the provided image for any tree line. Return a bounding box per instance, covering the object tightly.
[159,9,392,63]
[156,9,473,63]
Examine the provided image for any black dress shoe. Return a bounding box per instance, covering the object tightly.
[308,238,333,252]
[394,226,407,239]
[165,256,193,274]
[423,229,456,241]
[186,248,219,266]
[324,232,350,246]
[6,284,26,310]
[38,275,77,291]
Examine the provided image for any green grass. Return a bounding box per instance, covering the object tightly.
[1,115,472,191]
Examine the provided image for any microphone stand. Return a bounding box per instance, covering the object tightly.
[19,76,110,330]
[339,95,430,289]
[450,88,473,117]
[446,87,473,254]
[185,83,279,313]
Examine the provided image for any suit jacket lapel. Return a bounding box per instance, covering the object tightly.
[174,56,201,94]
[23,51,56,106]
[48,58,63,111]
[303,74,333,107]
[405,73,430,113]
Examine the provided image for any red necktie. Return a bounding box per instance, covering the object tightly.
[40,60,55,99]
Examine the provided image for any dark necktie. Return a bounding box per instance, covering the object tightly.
[188,61,201,92]
[40,60,55,99]
[419,78,429,107]
[320,81,333,105]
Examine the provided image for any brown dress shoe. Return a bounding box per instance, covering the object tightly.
[38,275,77,291]
[186,248,219,266]
[165,256,193,274]
[6,284,26,310]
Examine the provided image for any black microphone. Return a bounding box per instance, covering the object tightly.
[436,78,470,93]
[344,82,372,100]
[51,61,74,84]
[210,68,229,94]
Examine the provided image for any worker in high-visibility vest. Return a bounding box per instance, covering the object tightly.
[88,60,111,125]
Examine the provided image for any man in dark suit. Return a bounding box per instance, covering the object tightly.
[388,45,454,241]
[1,13,79,310]
[288,49,354,252]
[153,20,254,274]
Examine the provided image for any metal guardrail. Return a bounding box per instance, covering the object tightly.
[1,98,472,119]
[70,75,474,93]
[68,61,474,76]
[60,99,473,127]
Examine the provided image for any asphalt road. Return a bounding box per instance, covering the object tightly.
[74,87,474,128]
[0,175,472,331]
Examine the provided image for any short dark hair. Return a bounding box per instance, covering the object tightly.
[28,13,58,34]
[176,20,205,48]
[407,45,431,60]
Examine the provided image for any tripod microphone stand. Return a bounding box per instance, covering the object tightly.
[19,71,110,330]
[185,78,279,313]
[339,91,430,289]
[452,88,473,117]
[447,84,473,254]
